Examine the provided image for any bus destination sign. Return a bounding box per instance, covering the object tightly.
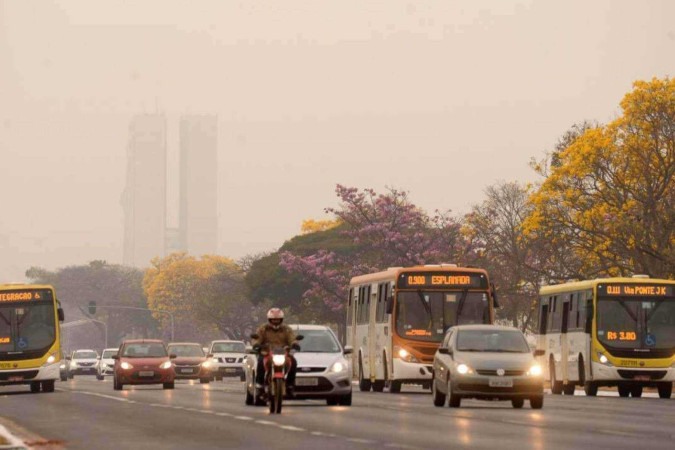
[597,284,673,298]
[397,272,487,289]
[0,289,53,303]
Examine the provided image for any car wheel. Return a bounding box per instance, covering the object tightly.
[584,381,598,397]
[530,395,544,409]
[618,384,630,397]
[657,382,672,399]
[113,377,122,391]
[163,382,175,390]
[563,383,575,396]
[68,374,74,380]
[326,397,339,406]
[96,374,104,381]
[200,378,210,384]
[253,381,265,406]
[447,380,461,408]
[245,384,254,405]
[432,378,446,407]
[30,382,41,393]
[42,380,55,393]
[60,375,67,382]
[338,392,352,406]
[511,398,525,409]
[630,385,643,398]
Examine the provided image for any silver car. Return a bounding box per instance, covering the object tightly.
[244,324,353,406]
[432,325,545,409]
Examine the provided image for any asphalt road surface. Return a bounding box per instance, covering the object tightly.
[1,378,673,449]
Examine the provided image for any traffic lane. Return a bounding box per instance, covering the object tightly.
[0,381,355,450]
[60,378,675,450]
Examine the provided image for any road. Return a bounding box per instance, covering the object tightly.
[1,378,674,449]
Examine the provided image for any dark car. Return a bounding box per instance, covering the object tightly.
[167,342,212,383]
[113,340,176,390]
[432,325,544,409]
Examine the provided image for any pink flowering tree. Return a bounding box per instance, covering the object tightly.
[280,185,470,339]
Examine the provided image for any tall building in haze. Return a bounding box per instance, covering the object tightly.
[122,114,167,267]
[178,115,218,256]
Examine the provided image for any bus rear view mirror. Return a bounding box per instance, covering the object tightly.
[57,308,65,322]
[385,296,394,314]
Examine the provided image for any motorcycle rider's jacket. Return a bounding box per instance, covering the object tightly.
[254,323,296,351]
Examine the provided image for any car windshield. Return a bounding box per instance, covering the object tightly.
[168,344,204,357]
[295,329,341,353]
[211,342,245,353]
[122,343,167,358]
[73,351,98,359]
[101,350,117,358]
[0,302,56,354]
[456,329,530,353]
[396,291,489,342]
[597,298,675,350]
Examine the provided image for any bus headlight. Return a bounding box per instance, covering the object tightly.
[43,354,57,366]
[272,355,286,367]
[456,363,473,375]
[527,364,543,377]
[597,352,612,366]
[394,346,419,363]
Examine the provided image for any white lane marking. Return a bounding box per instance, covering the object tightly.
[73,391,130,403]
[215,412,232,417]
[255,420,277,426]
[384,444,422,449]
[279,425,305,432]
[199,410,213,414]
[149,403,172,408]
[347,438,376,444]
[234,416,254,421]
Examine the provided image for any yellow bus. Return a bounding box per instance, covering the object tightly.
[347,264,498,393]
[0,284,65,393]
[536,276,674,399]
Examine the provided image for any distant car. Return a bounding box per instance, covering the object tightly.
[167,342,212,383]
[208,340,247,381]
[112,340,176,390]
[431,325,544,409]
[96,348,118,380]
[244,324,353,406]
[68,349,99,378]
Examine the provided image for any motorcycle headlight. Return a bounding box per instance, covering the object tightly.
[159,361,172,370]
[272,354,286,367]
[120,362,133,370]
[527,364,543,377]
[330,361,347,373]
[456,363,473,375]
[394,346,419,363]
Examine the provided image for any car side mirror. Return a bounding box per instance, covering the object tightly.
[343,346,353,355]
[295,335,304,341]
[97,356,101,360]
[438,348,452,355]
[169,354,177,359]
[385,295,394,314]
[57,308,65,322]
[111,355,119,360]
[207,353,214,358]
[533,349,545,357]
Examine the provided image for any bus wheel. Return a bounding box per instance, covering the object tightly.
[42,380,55,393]
[630,385,643,398]
[388,380,401,394]
[550,360,562,395]
[584,381,598,397]
[618,385,630,397]
[657,382,672,399]
[372,380,385,392]
[358,357,372,392]
[30,382,41,393]
[563,383,575,396]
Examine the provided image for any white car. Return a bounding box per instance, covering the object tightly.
[208,340,247,381]
[96,348,118,380]
[68,349,99,378]
[244,324,353,406]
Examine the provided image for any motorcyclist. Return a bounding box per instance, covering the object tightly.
[254,308,298,396]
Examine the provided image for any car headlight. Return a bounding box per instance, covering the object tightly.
[70,362,77,369]
[201,361,212,369]
[330,361,347,373]
[597,352,612,366]
[120,362,133,370]
[394,346,419,363]
[272,354,286,367]
[527,364,543,376]
[456,363,473,375]
[159,361,172,369]
[60,363,66,369]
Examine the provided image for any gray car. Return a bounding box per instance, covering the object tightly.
[432,325,544,409]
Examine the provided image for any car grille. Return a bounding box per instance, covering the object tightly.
[457,384,537,393]
[78,362,95,367]
[297,367,326,373]
[131,373,163,381]
[294,377,334,393]
[476,369,526,376]
[0,370,39,381]
[218,357,243,363]
[617,370,667,380]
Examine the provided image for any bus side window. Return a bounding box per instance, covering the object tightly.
[539,298,549,335]
[365,285,372,323]
[550,296,561,333]
[347,288,354,327]
[356,287,363,325]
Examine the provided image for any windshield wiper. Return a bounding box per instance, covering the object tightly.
[617,300,638,322]
[416,290,433,319]
[456,288,469,318]
[457,348,484,352]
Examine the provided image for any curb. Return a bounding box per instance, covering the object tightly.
[0,425,28,450]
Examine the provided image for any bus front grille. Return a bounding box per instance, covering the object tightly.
[617,370,667,380]
[0,370,39,381]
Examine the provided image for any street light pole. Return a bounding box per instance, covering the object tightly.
[93,305,176,341]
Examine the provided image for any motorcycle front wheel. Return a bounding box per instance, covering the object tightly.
[269,378,284,414]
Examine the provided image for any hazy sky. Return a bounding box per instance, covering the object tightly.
[1,0,674,280]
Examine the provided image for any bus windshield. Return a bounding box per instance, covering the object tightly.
[396,291,488,342]
[597,298,675,350]
[0,302,56,353]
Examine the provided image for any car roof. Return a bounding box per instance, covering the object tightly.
[209,340,245,344]
[101,348,118,352]
[73,349,97,352]
[122,339,164,344]
[288,324,330,331]
[450,324,523,332]
[167,342,202,346]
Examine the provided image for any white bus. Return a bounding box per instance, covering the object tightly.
[346,265,497,393]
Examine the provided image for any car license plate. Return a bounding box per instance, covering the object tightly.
[296,377,319,386]
[138,371,154,377]
[224,368,236,373]
[634,375,650,381]
[180,368,193,374]
[489,378,513,388]
[8,376,23,382]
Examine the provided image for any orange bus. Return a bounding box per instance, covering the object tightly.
[346,265,497,393]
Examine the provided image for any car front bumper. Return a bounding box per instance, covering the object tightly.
[173,365,211,379]
[292,370,352,399]
[451,375,543,399]
[116,368,174,384]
